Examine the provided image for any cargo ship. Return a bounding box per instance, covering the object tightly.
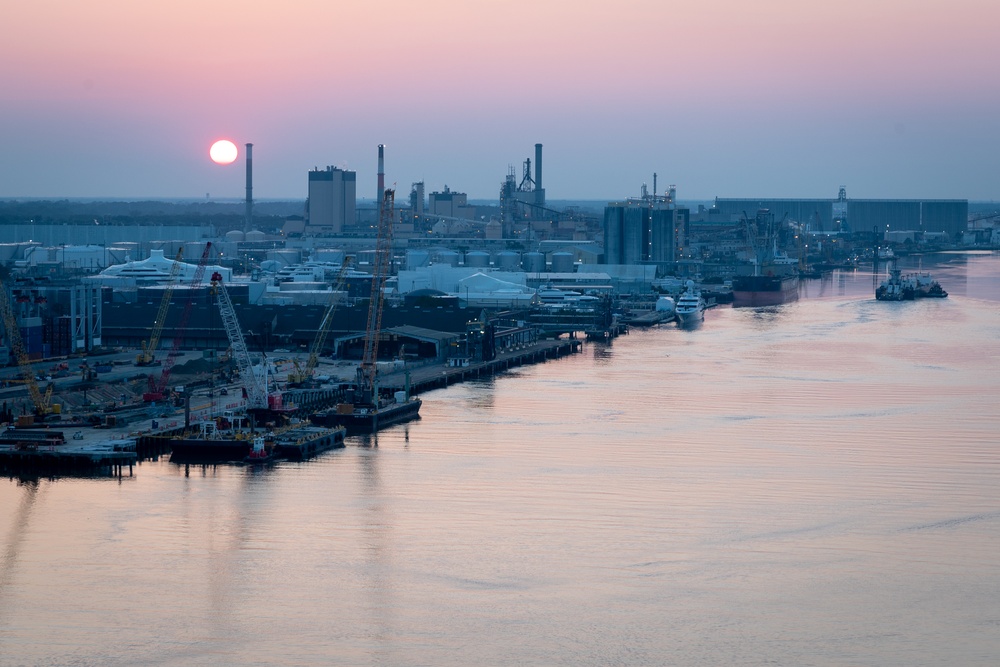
[310,393,422,435]
[731,274,799,307]
[734,208,800,308]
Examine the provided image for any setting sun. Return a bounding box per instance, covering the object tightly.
[209,139,238,164]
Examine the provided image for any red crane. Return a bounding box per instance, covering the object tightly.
[143,242,213,402]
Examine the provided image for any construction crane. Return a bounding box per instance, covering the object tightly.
[0,278,53,417]
[287,260,352,387]
[356,189,395,399]
[211,271,270,412]
[143,243,213,402]
[136,248,186,366]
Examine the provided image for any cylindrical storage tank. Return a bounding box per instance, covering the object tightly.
[434,250,460,267]
[405,249,430,270]
[550,251,574,273]
[225,230,245,243]
[314,248,346,264]
[107,247,132,264]
[183,241,205,260]
[245,230,266,242]
[266,249,301,267]
[465,250,490,268]
[522,251,545,273]
[496,250,521,270]
[112,242,140,260]
[655,296,676,314]
[164,240,185,258]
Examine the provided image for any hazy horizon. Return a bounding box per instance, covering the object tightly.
[3,1,998,202]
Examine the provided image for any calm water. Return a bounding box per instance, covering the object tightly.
[2,252,1000,666]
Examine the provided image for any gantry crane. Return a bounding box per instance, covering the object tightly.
[143,243,213,402]
[356,189,395,399]
[136,248,186,366]
[0,278,52,417]
[287,260,353,387]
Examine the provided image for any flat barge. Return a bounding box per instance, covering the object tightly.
[273,425,346,461]
[163,419,346,463]
[311,396,422,435]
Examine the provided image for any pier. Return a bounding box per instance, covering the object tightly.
[0,436,137,478]
[385,337,582,394]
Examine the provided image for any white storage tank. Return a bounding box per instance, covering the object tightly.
[406,249,430,270]
[225,230,245,243]
[522,251,545,273]
[267,249,301,267]
[183,241,206,260]
[496,251,520,270]
[465,250,490,268]
[314,248,346,264]
[245,230,266,243]
[106,247,131,264]
[655,296,676,314]
[434,250,460,267]
[550,251,574,273]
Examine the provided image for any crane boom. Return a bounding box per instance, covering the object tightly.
[143,242,213,402]
[358,189,394,393]
[289,260,352,386]
[137,248,186,366]
[211,271,268,410]
[0,279,52,416]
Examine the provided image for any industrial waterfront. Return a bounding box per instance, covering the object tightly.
[1,252,998,666]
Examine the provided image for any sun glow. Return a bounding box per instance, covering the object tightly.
[209,139,238,164]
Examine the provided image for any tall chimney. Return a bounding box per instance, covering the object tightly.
[244,143,253,233]
[377,144,385,209]
[534,143,543,193]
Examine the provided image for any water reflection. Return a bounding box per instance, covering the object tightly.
[0,480,41,607]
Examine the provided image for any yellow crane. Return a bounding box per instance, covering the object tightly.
[288,260,353,386]
[136,249,186,366]
[0,278,53,417]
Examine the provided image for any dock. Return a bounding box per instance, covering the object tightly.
[0,428,137,477]
[383,337,583,394]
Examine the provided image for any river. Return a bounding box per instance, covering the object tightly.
[2,251,999,666]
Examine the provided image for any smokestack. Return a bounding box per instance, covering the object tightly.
[244,143,253,233]
[377,144,385,209]
[653,173,657,198]
[534,143,543,192]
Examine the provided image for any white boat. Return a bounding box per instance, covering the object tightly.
[674,281,705,326]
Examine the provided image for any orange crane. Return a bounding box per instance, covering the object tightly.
[288,260,353,387]
[356,189,395,398]
[136,248,186,366]
[0,278,53,417]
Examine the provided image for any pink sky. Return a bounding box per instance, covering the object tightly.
[2,0,998,200]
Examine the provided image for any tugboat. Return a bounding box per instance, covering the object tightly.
[875,263,915,301]
[243,435,274,464]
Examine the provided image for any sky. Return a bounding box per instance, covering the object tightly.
[2,0,998,202]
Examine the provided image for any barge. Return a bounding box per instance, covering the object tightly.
[311,395,422,435]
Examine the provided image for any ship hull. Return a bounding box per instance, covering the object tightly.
[731,275,799,307]
[310,398,422,435]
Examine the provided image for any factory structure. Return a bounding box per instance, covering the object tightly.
[710,189,968,236]
[0,137,990,371]
[603,181,688,272]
